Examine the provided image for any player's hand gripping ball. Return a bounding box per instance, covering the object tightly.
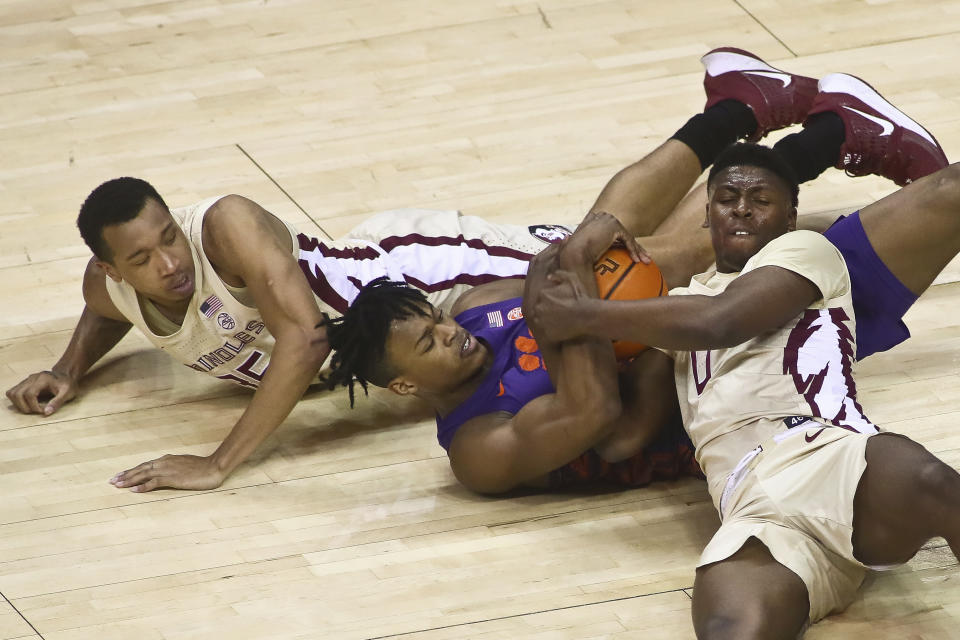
[593,246,668,359]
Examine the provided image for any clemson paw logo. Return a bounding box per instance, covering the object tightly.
[514,331,544,372]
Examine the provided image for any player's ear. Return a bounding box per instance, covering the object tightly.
[702,202,711,229]
[96,259,123,282]
[388,377,417,397]
[786,206,798,232]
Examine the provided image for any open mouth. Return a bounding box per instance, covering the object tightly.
[460,333,476,358]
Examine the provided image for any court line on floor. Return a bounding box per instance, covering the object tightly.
[1,590,45,640]
[364,587,697,639]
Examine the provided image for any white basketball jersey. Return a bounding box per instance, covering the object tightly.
[667,231,879,505]
[105,196,290,389]
[106,198,569,388]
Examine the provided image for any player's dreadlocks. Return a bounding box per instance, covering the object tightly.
[324,277,433,407]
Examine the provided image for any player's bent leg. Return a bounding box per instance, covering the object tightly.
[852,432,960,566]
[604,46,819,239]
[636,232,714,289]
[590,139,703,237]
[692,537,809,640]
[857,163,960,297]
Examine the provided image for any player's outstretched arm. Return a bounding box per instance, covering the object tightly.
[6,259,132,416]
[534,264,823,352]
[110,196,330,492]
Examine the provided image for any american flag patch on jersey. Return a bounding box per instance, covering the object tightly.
[199,295,224,318]
[487,310,504,328]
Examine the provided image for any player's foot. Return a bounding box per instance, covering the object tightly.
[806,73,948,186]
[701,47,819,140]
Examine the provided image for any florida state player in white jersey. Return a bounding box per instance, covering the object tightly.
[529,143,960,636]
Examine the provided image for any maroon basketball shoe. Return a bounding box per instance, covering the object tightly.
[806,73,948,186]
[701,47,819,140]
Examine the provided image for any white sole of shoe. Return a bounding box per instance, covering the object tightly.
[701,49,786,77]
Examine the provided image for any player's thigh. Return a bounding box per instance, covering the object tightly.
[692,537,809,640]
[857,165,960,294]
[853,432,960,565]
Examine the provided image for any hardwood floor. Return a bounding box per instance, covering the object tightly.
[2,1,960,637]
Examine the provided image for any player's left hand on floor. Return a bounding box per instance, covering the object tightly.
[109,454,226,492]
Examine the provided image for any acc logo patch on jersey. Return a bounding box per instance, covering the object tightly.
[528,224,572,244]
[507,307,523,322]
[217,312,236,330]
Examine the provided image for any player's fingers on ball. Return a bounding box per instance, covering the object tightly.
[627,237,651,264]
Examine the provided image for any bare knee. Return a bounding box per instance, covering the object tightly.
[921,162,960,204]
[856,434,960,563]
[915,455,960,516]
[696,610,777,640]
[692,558,808,640]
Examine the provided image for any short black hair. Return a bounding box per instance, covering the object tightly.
[325,277,432,407]
[707,142,800,207]
[77,177,168,262]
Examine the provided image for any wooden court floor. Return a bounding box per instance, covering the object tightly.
[2,1,960,638]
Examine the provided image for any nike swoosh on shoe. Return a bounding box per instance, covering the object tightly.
[743,70,793,87]
[843,106,895,136]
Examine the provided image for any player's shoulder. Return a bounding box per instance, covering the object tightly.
[201,195,292,260]
[450,279,524,317]
[749,230,842,269]
[766,229,836,254]
[201,194,256,232]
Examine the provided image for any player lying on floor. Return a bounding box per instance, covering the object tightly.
[523,143,960,636]
[322,55,952,495]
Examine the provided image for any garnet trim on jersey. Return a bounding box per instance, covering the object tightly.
[377,232,535,260]
[783,307,875,434]
[296,232,536,313]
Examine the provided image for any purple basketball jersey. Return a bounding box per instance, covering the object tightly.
[436,297,554,450]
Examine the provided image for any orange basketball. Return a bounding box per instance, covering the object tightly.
[593,246,668,359]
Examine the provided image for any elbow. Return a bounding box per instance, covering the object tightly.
[291,325,332,370]
[593,437,634,464]
[451,461,516,496]
[305,333,332,369]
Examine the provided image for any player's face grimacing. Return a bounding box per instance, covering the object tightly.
[98,198,196,309]
[705,165,797,273]
[385,304,491,398]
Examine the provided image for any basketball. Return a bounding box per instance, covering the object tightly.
[593,246,668,359]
